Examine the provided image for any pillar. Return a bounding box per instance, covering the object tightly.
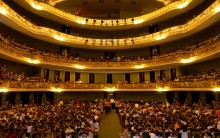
[186,92,192,105]
[29,93,34,103]
[15,92,21,104]
[2,93,6,105]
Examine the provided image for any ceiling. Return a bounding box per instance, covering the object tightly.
[45,0,169,18]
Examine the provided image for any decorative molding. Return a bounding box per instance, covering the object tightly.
[0,80,220,91]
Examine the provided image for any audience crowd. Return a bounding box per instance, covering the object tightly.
[0,97,219,138]
[117,100,220,138]
[0,99,102,138]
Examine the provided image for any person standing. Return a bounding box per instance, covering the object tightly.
[110,97,115,109]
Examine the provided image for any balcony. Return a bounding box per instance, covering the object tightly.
[11,0,203,30]
[0,80,220,92]
[0,34,220,71]
[0,0,219,49]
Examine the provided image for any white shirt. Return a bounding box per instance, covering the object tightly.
[149,133,157,138]
[110,98,115,103]
[27,126,32,133]
[133,135,140,138]
[135,103,139,108]
[181,132,188,138]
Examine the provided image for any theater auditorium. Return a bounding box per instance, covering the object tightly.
[0,0,220,137]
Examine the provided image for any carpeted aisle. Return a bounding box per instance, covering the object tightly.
[98,109,121,138]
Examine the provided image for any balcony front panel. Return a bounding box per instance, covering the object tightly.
[0,80,220,92]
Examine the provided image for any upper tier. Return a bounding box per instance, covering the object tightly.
[0,33,220,72]
[11,0,203,30]
[0,0,220,49]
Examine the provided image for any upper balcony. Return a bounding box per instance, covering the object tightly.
[0,0,220,50]
[0,33,220,72]
[10,0,204,30]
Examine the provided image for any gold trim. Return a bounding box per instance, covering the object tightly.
[26,0,192,27]
[0,80,219,91]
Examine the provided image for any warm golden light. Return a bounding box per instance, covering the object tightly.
[54,35,65,41]
[76,19,86,24]
[74,65,85,69]
[31,3,42,10]
[215,6,220,13]
[25,0,193,27]
[177,1,189,9]
[134,65,145,69]
[26,58,40,64]
[213,88,220,92]
[155,34,167,40]
[104,87,116,92]
[180,57,195,63]
[133,19,143,24]
[0,8,7,15]
[156,87,168,92]
[51,88,62,92]
[0,88,8,92]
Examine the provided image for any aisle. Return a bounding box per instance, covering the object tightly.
[98,109,121,138]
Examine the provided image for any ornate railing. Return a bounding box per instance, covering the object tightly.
[25,0,192,27]
[0,80,220,91]
[0,0,219,47]
[0,34,220,69]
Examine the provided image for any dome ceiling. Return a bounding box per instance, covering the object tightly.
[45,0,169,18]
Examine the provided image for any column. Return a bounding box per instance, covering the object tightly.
[15,92,21,104]
[200,92,206,104]
[41,92,46,105]
[213,93,219,101]
[29,93,34,103]
[186,92,192,105]
[2,93,7,105]
[174,92,179,102]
